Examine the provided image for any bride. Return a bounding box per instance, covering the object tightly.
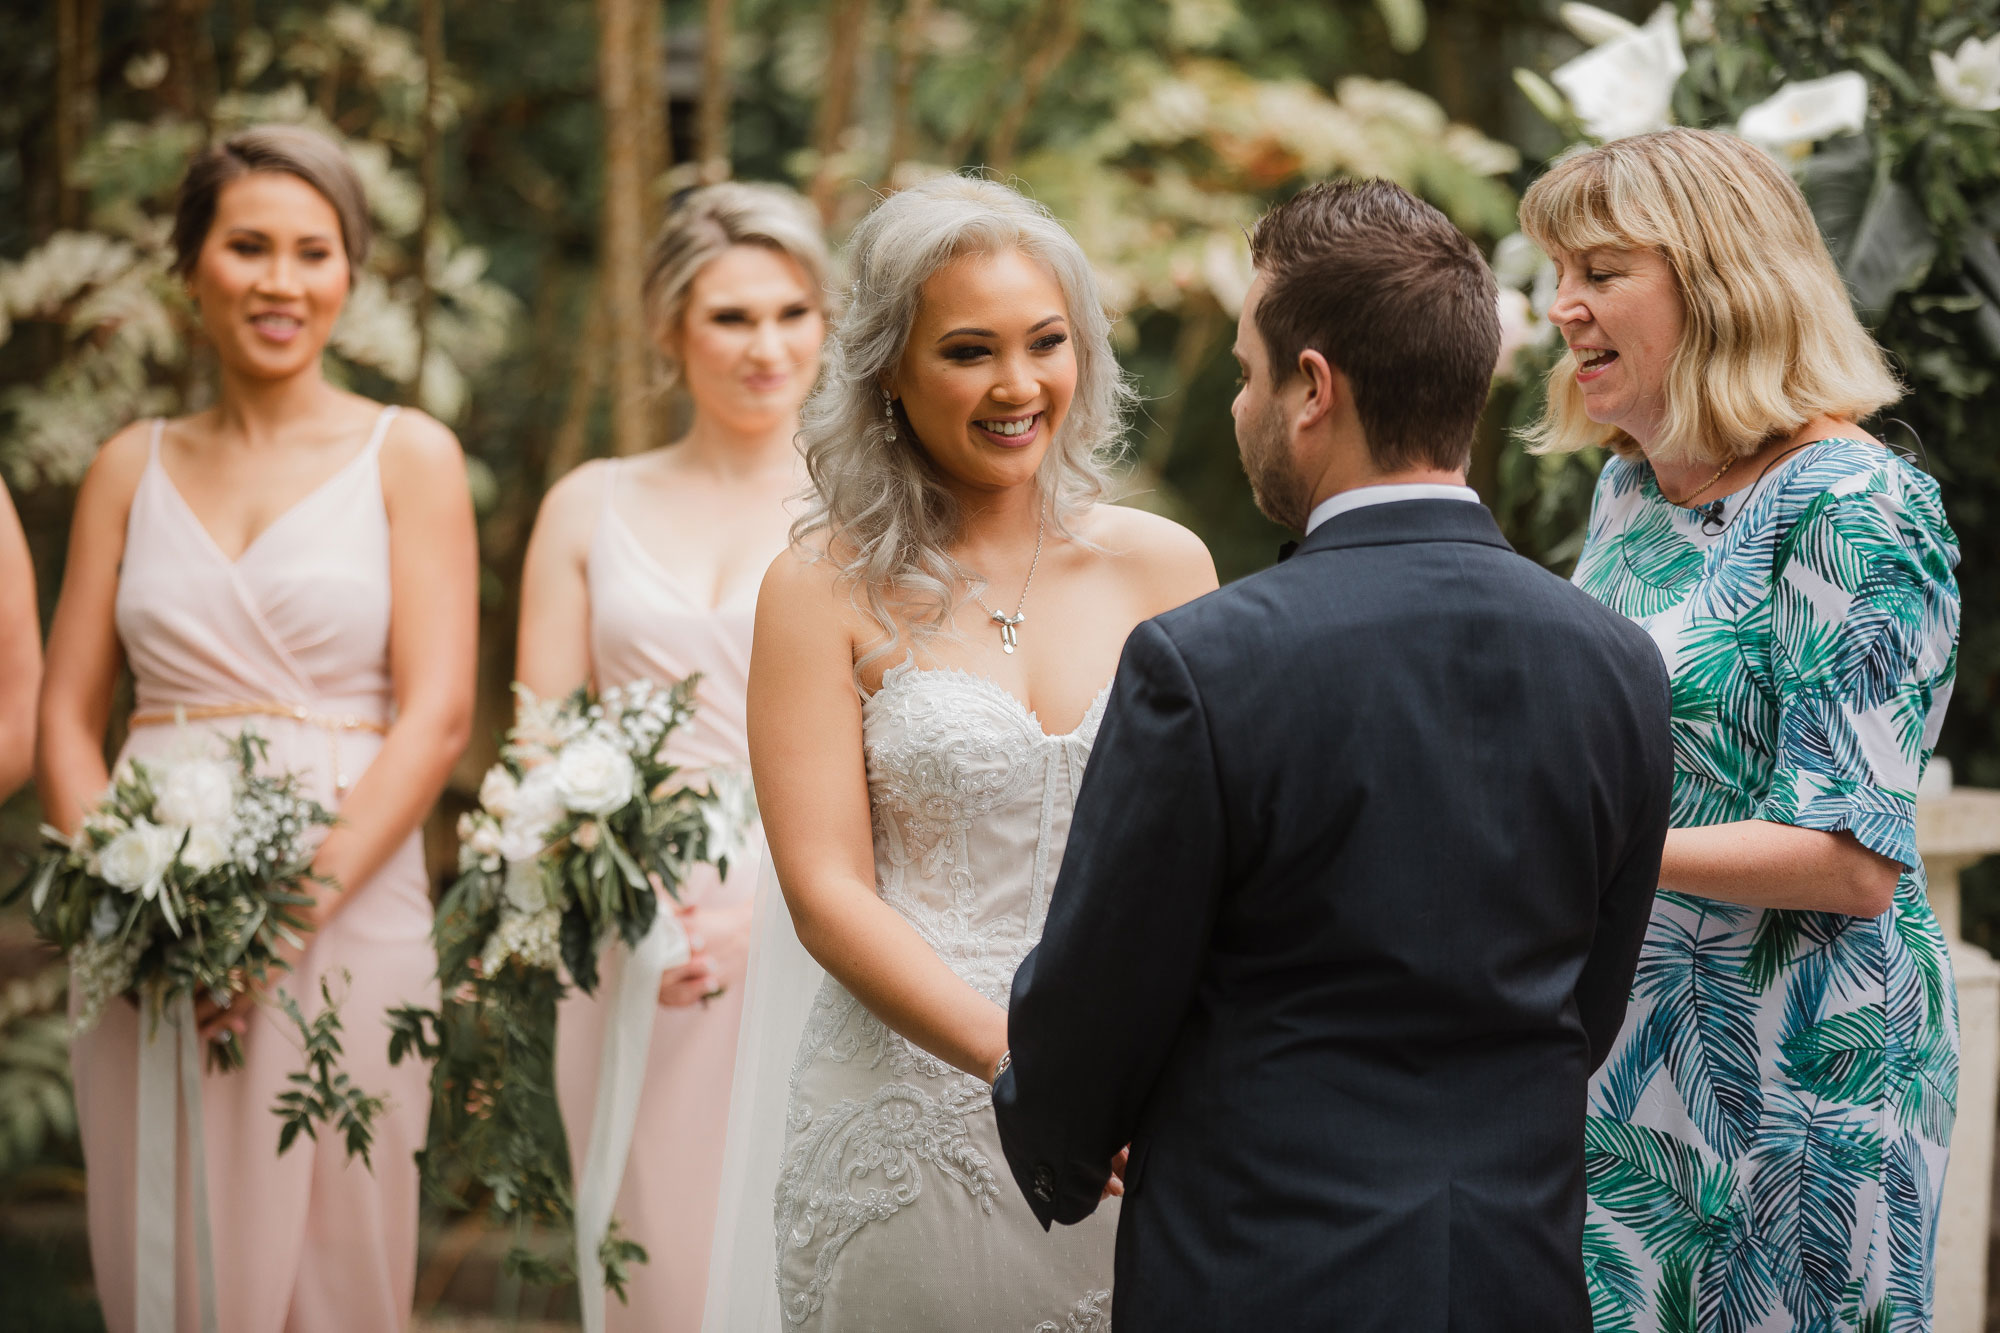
[705,174,1216,1330]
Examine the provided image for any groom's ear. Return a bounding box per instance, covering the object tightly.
[1294,348,1344,431]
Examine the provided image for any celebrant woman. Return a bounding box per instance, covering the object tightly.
[515,181,829,1332]
[37,125,476,1333]
[1525,127,1960,1331]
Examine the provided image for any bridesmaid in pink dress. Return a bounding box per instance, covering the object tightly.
[36,126,477,1333]
[516,182,827,1332]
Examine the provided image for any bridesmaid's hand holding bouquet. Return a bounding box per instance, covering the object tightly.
[5,727,383,1161]
[388,677,739,1296]
[440,676,730,993]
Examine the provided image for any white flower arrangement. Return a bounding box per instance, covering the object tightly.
[1737,71,1869,158]
[14,730,334,1040]
[1549,3,1686,142]
[1933,34,2000,113]
[440,678,732,988]
[386,676,735,1297]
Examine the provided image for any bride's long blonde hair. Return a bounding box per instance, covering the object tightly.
[792,174,1132,665]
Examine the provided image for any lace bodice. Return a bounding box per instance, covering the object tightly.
[773,662,1120,1332]
[862,662,1109,1002]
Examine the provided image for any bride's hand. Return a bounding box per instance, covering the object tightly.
[1101,1147,1129,1200]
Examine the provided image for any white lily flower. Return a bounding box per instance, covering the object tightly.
[1933,34,2000,112]
[1737,71,1869,157]
[1558,3,1638,47]
[1550,4,1686,141]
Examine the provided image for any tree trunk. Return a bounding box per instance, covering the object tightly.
[544,293,612,487]
[984,0,1082,172]
[53,0,101,228]
[228,0,256,86]
[879,0,932,185]
[697,0,733,180]
[412,0,445,407]
[807,0,871,222]
[167,0,217,130]
[632,0,668,235]
[53,0,80,228]
[598,0,654,457]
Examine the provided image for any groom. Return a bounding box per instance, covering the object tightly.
[992,180,1672,1330]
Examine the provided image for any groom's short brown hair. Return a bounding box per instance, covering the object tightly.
[1249,179,1499,474]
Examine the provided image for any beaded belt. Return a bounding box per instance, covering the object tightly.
[128,701,389,793]
[128,702,389,736]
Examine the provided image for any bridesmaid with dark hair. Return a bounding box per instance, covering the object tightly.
[38,124,476,1332]
[0,481,39,803]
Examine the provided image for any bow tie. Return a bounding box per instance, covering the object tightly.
[1277,540,1299,563]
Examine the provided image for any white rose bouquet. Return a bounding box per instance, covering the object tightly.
[15,731,329,1046]
[5,728,381,1157]
[438,677,728,992]
[389,677,735,1297]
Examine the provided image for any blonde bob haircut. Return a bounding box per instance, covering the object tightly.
[793,173,1132,665]
[640,181,831,392]
[1518,127,1901,467]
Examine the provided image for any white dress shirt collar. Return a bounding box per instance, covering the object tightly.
[1303,482,1482,536]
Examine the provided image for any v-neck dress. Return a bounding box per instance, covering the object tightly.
[553,457,764,1333]
[71,409,438,1333]
[1571,439,1960,1333]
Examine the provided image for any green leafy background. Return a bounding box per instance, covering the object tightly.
[0,0,1995,1323]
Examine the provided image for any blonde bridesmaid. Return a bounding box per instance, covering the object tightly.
[37,125,477,1333]
[516,182,828,1332]
[1,481,39,803]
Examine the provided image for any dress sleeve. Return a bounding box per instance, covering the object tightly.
[1751,487,1959,870]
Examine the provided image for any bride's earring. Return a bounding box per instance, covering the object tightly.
[883,389,897,443]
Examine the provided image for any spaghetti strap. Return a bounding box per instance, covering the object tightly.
[148,417,165,463]
[360,405,401,460]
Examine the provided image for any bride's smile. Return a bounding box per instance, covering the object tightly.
[884,245,1077,495]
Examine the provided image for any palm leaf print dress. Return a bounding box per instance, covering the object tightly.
[1571,439,1960,1333]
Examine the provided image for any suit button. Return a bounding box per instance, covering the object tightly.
[1032,1166,1055,1203]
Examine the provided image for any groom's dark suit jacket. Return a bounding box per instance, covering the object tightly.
[993,499,1672,1332]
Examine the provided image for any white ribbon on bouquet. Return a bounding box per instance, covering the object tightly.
[134,991,219,1333]
[574,907,691,1333]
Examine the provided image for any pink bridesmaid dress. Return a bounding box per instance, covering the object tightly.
[71,408,438,1333]
[554,457,763,1333]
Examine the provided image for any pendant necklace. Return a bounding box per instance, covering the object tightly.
[972,509,1046,655]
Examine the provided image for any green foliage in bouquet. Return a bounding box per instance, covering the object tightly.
[3,729,384,1159]
[275,974,388,1168]
[10,732,327,1061]
[388,676,732,1295]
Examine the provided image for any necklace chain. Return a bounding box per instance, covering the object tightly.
[971,509,1046,655]
[1665,455,1737,508]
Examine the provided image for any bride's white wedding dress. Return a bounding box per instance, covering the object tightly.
[705,661,1121,1332]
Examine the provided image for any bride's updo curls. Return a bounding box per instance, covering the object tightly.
[794,173,1132,655]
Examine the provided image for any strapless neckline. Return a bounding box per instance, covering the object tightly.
[866,660,1113,741]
